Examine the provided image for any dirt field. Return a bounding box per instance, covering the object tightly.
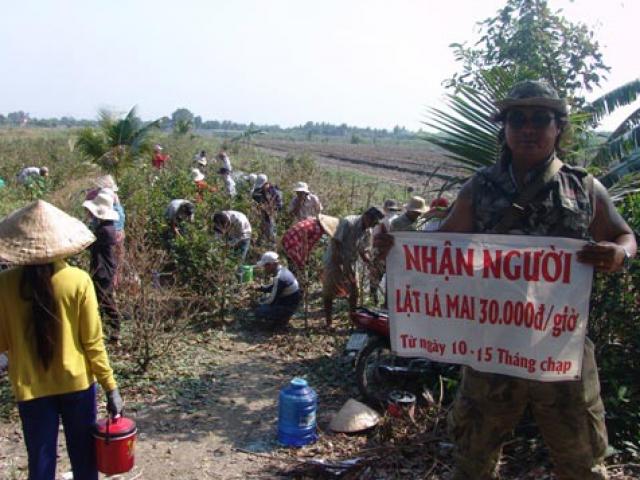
[253,139,469,195]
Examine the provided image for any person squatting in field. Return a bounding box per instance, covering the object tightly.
[0,200,123,480]
[253,251,302,330]
[323,206,384,328]
[376,80,636,480]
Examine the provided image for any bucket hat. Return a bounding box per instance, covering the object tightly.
[329,399,380,433]
[317,214,339,237]
[82,191,119,221]
[293,181,310,193]
[254,174,268,189]
[383,199,402,212]
[93,174,118,192]
[0,200,95,265]
[494,80,568,118]
[256,251,279,267]
[404,196,429,214]
[191,168,205,182]
[364,206,385,221]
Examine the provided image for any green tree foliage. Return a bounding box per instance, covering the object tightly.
[445,0,609,108]
[75,107,160,178]
[586,79,640,166]
[171,108,195,125]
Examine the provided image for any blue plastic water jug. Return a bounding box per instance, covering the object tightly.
[277,378,318,446]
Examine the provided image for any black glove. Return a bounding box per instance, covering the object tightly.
[106,388,124,417]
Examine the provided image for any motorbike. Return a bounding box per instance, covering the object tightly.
[346,307,457,407]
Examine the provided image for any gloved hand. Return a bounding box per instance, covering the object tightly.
[106,388,124,417]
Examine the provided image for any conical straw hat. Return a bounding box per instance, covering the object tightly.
[0,200,95,265]
[329,398,380,433]
[318,214,339,238]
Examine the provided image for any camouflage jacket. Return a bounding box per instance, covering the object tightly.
[472,156,594,240]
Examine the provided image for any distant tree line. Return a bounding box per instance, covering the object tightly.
[0,108,416,140]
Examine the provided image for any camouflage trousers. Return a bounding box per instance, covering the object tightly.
[448,338,608,480]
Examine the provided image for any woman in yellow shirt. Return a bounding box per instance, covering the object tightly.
[0,200,123,480]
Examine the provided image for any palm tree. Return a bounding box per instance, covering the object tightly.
[422,68,524,176]
[585,79,640,167]
[424,73,640,199]
[76,107,161,178]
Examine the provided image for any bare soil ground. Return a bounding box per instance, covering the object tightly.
[253,139,468,194]
[1,311,638,479]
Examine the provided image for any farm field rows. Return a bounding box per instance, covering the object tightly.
[253,138,468,193]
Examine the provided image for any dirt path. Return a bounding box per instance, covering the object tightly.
[0,318,355,480]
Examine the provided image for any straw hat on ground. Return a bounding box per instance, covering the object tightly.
[404,196,429,214]
[82,191,119,221]
[329,398,380,433]
[318,214,339,237]
[0,200,95,265]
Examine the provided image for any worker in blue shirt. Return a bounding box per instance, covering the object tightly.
[254,251,301,329]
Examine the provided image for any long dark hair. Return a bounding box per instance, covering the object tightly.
[20,264,59,370]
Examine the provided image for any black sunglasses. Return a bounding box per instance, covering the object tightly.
[506,110,556,129]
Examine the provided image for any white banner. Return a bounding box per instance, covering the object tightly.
[388,232,593,381]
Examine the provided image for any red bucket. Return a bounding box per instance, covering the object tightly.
[93,416,137,475]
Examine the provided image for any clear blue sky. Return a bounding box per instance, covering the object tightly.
[0,0,637,130]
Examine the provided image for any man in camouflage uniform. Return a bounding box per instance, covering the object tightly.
[374,80,636,478]
[437,81,637,479]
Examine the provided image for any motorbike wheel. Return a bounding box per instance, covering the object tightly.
[355,337,404,407]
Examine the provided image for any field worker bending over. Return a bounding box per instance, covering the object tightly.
[219,167,237,197]
[212,210,252,263]
[165,199,195,237]
[83,191,122,344]
[282,214,339,276]
[195,150,207,167]
[17,165,48,185]
[217,150,232,171]
[0,200,123,480]
[253,251,301,330]
[288,181,323,222]
[252,174,283,246]
[376,80,636,480]
[323,206,384,328]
